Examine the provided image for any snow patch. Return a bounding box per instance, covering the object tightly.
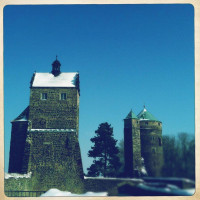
[13,117,28,122]
[28,129,76,133]
[141,167,147,175]
[84,176,143,182]
[5,172,32,179]
[41,189,107,196]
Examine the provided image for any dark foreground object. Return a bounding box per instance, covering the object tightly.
[5,176,195,197]
[84,177,195,196]
[116,181,194,196]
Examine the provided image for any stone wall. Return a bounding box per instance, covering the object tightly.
[124,118,142,177]
[4,176,135,195]
[7,74,84,194]
[131,119,142,171]
[24,85,84,192]
[140,121,163,176]
[5,176,32,192]
[84,177,143,194]
[29,87,79,132]
[21,131,85,193]
[8,121,28,173]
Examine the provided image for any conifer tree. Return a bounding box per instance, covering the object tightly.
[87,122,121,177]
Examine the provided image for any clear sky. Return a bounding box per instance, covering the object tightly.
[4,4,194,173]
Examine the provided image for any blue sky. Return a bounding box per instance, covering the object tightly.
[4,4,194,173]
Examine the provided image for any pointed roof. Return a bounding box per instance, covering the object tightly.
[12,106,29,122]
[137,107,160,122]
[125,110,138,119]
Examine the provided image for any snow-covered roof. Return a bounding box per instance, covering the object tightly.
[31,72,78,88]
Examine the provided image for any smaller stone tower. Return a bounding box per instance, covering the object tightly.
[137,107,164,177]
[8,107,29,173]
[124,110,142,177]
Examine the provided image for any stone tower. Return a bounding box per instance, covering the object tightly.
[8,58,84,193]
[137,107,164,177]
[8,107,29,173]
[124,110,142,177]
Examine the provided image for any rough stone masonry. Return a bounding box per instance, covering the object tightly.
[8,58,84,193]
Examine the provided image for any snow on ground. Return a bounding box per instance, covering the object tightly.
[5,172,32,179]
[40,186,195,196]
[141,166,148,175]
[41,189,107,197]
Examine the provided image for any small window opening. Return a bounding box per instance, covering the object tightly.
[60,93,67,100]
[145,121,148,125]
[41,93,47,100]
[158,138,162,146]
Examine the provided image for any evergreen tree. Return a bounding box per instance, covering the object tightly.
[87,122,121,177]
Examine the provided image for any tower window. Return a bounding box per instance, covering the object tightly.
[145,122,148,125]
[41,93,47,100]
[60,93,67,100]
[158,138,162,146]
